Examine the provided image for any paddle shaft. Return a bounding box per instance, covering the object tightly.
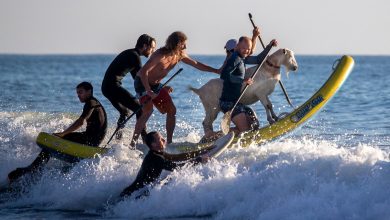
[104,68,183,147]
[248,13,295,109]
[228,50,270,114]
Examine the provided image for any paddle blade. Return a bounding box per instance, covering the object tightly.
[221,111,232,135]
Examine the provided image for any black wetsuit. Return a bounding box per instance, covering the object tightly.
[79,96,107,146]
[218,46,271,128]
[219,51,247,103]
[101,48,143,118]
[120,150,201,198]
[8,97,107,181]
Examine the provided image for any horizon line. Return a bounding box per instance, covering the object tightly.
[0,52,389,57]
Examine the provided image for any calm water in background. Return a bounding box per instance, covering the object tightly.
[0,54,389,219]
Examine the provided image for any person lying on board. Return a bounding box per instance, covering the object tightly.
[102,34,156,141]
[7,82,107,183]
[219,37,278,134]
[120,131,208,198]
[132,31,219,147]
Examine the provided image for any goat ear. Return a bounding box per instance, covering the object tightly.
[283,49,287,54]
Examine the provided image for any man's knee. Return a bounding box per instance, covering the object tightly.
[166,103,176,116]
[232,112,251,132]
[167,105,176,115]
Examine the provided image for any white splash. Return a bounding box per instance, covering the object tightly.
[1,112,389,220]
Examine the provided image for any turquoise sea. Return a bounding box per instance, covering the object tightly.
[0,54,389,219]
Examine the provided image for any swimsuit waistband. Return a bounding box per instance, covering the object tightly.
[134,76,162,98]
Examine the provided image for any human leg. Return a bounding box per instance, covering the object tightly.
[165,102,177,144]
[230,103,254,133]
[103,85,147,140]
[130,102,153,148]
[231,112,251,133]
[152,87,176,143]
[8,149,51,182]
[244,106,260,130]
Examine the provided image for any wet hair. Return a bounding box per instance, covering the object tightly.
[160,31,187,56]
[145,131,159,148]
[135,34,156,49]
[76,82,93,95]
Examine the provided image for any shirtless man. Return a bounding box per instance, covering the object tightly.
[132,31,219,145]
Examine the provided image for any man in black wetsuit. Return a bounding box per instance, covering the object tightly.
[8,82,107,182]
[101,34,156,140]
[120,131,207,198]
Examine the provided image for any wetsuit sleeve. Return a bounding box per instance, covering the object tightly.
[120,180,144,198]
[120,153,154,197]
[161,158,181,171]
[244,44,273,65]
[129,52,142,79]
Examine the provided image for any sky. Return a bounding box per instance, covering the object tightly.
[1,0,389,55]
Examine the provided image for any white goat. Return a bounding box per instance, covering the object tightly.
[190,48,298,138]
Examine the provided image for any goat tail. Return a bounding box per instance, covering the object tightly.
[188,85,200,95]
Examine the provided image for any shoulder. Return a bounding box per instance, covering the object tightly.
[118,49,139,59]
[87,97,103,108]
[143,151,164,165]
[147,50,164,62]
[227,52,243,65]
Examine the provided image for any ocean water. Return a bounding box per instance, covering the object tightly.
[0,54,389,219]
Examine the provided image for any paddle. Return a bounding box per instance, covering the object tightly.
[104,68,183,147]
[248,13,295,109]
[220,49,272,134]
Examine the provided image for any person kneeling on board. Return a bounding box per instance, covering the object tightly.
[219,37,278,133]
[120,131,208,198]
[8,82,107,182]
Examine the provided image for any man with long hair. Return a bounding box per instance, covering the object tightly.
[132,31,219,146]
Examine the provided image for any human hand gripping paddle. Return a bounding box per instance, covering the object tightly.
[220,48,273,134]
[249,13,295,109]
[103,68,183,147]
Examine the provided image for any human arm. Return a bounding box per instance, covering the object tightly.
[137,53,161,99]
[120,179,145,198]
[54,100,95,138]
[181,54,219,74]
[129,52,142,79]
[250,26,261,55]
[54,117,84,138]
[245,39,278,65]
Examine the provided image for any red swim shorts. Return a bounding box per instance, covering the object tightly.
[140,86,174,114]
[152,86,174,114]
